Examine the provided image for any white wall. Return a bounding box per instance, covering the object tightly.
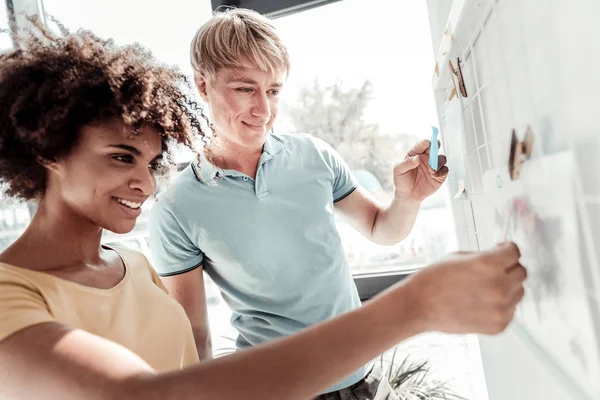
[426,0,600,399]
[479,328,577,400]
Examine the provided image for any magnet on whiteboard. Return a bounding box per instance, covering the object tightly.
[454,179,466,198]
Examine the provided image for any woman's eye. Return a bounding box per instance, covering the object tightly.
[237,87,253,93]
[114,155,133,164]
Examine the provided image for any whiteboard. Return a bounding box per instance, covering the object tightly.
[430,0,600,399]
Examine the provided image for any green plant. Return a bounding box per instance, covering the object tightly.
[216,335,468,399]
[382,347,468,400]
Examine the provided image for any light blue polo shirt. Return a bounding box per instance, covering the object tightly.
[148,132,370,392]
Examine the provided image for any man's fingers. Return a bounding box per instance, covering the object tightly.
[394,155,420,175]
[433,166,449,179]
[407,139,431,156]
[437,154,447,169]
[423,139,443,155]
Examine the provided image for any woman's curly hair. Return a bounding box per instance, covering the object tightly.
[0,17,206,200]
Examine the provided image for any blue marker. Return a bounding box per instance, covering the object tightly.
[429,126,439,170]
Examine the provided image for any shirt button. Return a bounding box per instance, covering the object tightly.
[243,177,249,181]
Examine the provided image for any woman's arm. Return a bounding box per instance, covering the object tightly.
[0,244,525,400]
[0,292,412,400]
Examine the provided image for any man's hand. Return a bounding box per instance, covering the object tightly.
[393,139,449,202]
[397,242,527,335]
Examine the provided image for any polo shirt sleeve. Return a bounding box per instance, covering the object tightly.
[313,137,358,202]
[148,196,204,277]
[0,269,55,343]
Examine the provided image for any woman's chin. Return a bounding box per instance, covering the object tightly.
[103,221,136,235]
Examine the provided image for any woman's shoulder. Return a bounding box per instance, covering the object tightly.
[0,260,49,287]
[106,246,167,293]
[107,245,149,266]
[0,262,55,343]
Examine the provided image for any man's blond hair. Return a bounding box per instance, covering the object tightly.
[190,8,290,80]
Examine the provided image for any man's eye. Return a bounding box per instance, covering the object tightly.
[149,162,163,171]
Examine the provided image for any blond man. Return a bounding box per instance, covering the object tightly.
[150,8,474,399]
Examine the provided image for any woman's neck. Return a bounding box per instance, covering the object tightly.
[2,196,104,270]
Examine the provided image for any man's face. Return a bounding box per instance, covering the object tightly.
[196,66,285,149]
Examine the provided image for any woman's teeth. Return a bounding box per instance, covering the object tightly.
[114,198,142,209]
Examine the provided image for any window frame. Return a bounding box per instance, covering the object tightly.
[28,0,419,300]
[7,0,45,47]
[211,0,343,18]
[354,271,411,301]
[209,0,419,298]
[4,0,16,44]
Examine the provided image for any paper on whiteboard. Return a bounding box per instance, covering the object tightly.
[483,152,600,399]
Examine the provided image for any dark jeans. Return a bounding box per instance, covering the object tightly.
[314,364,398,400]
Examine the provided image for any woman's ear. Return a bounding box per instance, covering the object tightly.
[36,155,59,172]
[194,71,210,103]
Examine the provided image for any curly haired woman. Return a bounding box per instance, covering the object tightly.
[0,18,526,400]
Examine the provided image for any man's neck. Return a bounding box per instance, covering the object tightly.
[207,137,264,179]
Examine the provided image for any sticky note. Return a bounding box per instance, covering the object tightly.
[429,126,439,170]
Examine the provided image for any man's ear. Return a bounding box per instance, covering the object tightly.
[194,71,210,103]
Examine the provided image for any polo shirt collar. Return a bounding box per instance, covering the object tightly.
[192,150,222,183]
[192,133,286,183]
[263,132,285,156]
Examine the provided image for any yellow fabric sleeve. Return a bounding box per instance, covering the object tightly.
[0,268,55,343]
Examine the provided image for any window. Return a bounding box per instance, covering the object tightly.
[269,5,484,397]
[41,0,236,352]
[9,1,483,397]
[271,0,457,275]
[42,0,210,78]
[41,0,458,277]
[0,0,23,247]
[0,0,12,50]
